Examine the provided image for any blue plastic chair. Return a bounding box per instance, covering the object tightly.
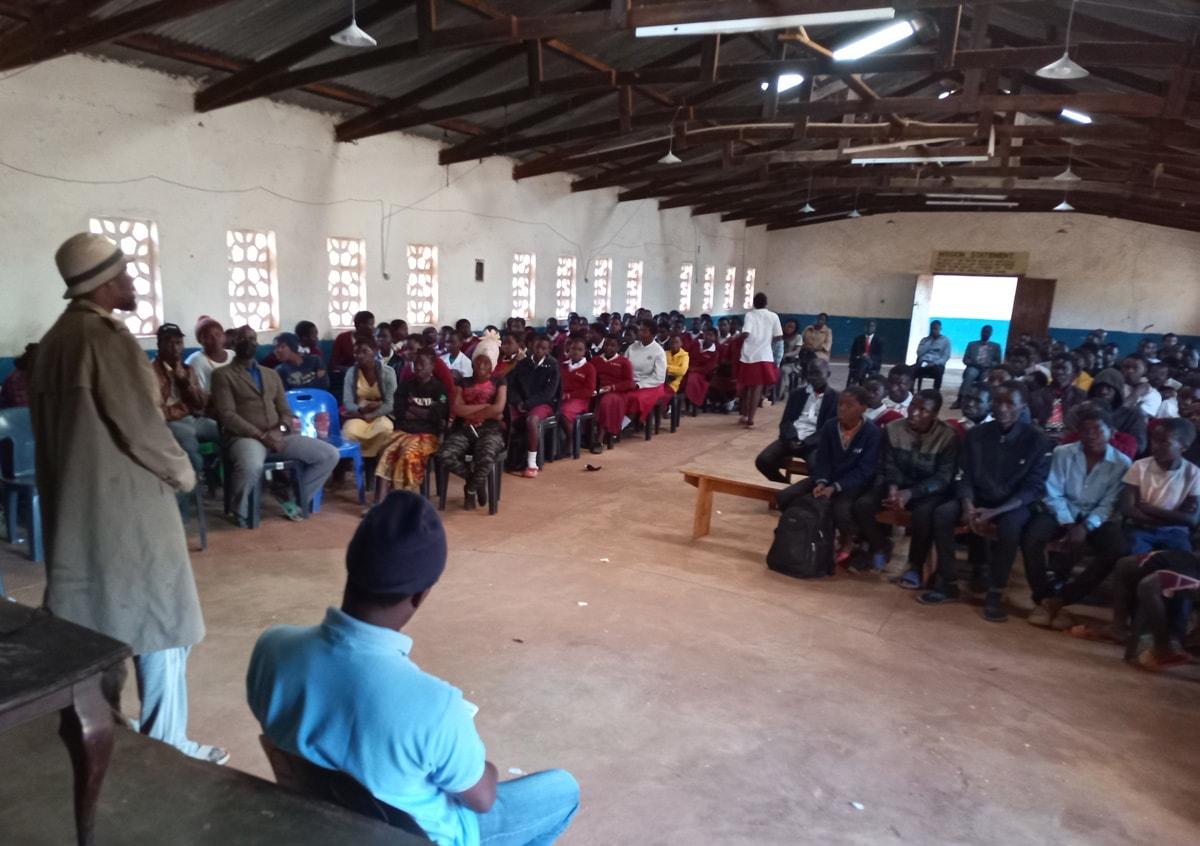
[0,408,44,585]
[286,389,365,507]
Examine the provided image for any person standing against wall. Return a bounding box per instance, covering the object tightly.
[32,233,227,764]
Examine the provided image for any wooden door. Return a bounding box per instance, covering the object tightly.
[906,273,935,363]
[1006,277,1056,351]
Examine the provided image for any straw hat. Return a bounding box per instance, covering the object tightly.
[55,232,128,299]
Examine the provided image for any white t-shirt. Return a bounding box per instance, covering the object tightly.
[740,308,783,364]
[440,352,473,381]
[1123,457,1200,511]
[793,390,824,440]
[1123,382,1163,417]
[185,349,232,391]
[881,391,912,415]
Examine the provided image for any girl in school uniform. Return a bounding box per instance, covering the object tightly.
[559,337,597,446]
[685,327,720,410]
[590,335,636,452]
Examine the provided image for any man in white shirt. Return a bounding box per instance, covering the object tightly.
[738,293,784,428]
[1122,354,1163,417]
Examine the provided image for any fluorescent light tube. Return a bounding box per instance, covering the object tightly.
[636,8,895,37]
[760,73,805,93]
[1059,108,1092,124]
[926,193,1009,201]
[832,20,915,61]
[926,200,1019,208]
[852,155,989,164]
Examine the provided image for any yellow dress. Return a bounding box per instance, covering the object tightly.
[341,370,394,458]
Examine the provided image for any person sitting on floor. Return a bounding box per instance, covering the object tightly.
[440,331,474,385]
[847,319,883,388]
[1029,353,1086,433]
[912,320,951,391]
[185,315,231,392]
[854,388,959,583]
[736,292,782,428]
[559,337,597,451]
[506,334,561,478]
[1122,354,1163,418]
[876,364,914,426]
[375,349,448,499]
[273,331,329,390]
[1086,369,1148,456]
[154,322,216,477]
[947,384,991,441]
[343,338,397,464]
[953,325,1003,409]
[778,386,881,568]
[211,327,340,526]
[919,383,1052,622]
[247,492,580,846]
[754,358,838,483]
[1021,404,1130,630]
[590,334,636,452]
[801,313,832,363]
[1119,417,1199,553]
[622,319,667,431]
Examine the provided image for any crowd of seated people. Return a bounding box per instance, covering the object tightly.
[765,325,1200,672]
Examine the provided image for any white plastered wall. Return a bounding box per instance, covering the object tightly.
[761,211,1200,335]
[0,54,765,354]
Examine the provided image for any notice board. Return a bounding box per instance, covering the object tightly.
[931,251,1030,276]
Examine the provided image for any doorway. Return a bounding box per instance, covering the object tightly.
[905,274,1057,367]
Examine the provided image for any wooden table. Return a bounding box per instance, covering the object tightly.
[0,601,130,846]
[681,468,788,539]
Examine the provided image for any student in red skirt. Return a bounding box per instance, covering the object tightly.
[624,320,667,430]
[559,337,597,446]
[591,335,636,452]
[737,292,784,428]
[685,327,720,410]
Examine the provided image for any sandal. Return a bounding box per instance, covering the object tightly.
[894,570,922,590]
[278,500,305,522]
[1066,624,1121,644]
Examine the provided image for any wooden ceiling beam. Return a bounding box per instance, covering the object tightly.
[192,0,411,112]
[0,0,242,71]
[0,0,107,66]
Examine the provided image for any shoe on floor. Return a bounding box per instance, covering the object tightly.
[589,444,604,455]
[193,745,230,766]
[278,500,305,522]
[917,588,959,605]
[894,569,922,590]
[983,591,1008,623]
[521,467,538,478]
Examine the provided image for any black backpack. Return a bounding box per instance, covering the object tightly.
[767,496,835,579]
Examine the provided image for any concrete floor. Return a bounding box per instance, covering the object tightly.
[3,365,1200,845]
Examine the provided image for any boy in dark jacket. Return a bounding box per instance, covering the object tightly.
[778,387,880,565]
[920,382,1052,622]
[507,334,561,478]
[852,389,959,580]
[755,358,839,483]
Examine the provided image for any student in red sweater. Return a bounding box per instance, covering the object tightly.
[590,335,636,452]
[684,327,720,410]
[330,310,375,369]
[559,337,597,445]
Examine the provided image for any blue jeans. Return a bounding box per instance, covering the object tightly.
[1127,525,1192,554]
[477,770,580,846]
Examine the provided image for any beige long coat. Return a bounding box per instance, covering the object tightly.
[31,300,204,654]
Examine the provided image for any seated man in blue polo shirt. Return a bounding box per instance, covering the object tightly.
[246,492,579,846]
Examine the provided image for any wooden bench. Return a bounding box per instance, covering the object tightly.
[784,458,809,483]
[681,468,787,539]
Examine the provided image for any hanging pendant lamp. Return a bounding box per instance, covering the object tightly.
[1037,0,1088,79]
[331,0,378,48]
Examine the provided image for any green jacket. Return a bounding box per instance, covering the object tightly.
[879,418,959,498]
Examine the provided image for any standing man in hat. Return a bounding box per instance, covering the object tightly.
[248,492,580,846]
[32,232,227,763]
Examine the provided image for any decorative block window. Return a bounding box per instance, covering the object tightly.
[743,267,757,310]
[592,256,612,315]
[722,266,737,311]
[555,256,577,320]
[226,229,279,331]
[511,251,536,321]
[625,259,643,312]
[87,217,162,337]
[678,262,694,313]
[406,244,438,326]
[327,236,366,329]
[701,265,716,311]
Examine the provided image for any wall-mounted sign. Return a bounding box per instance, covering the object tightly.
[931,250,1030,276]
